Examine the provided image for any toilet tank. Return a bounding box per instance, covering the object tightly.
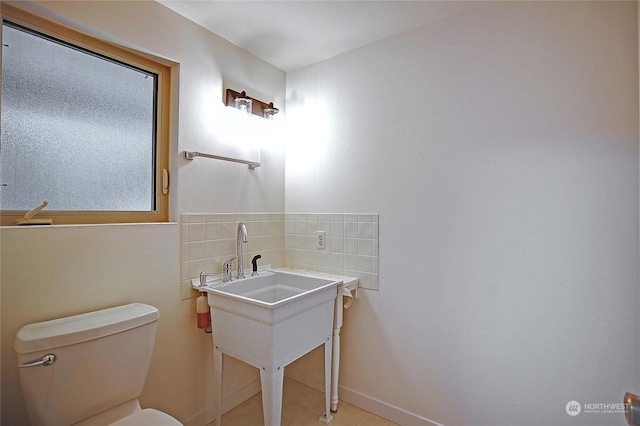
[14,303,160,426]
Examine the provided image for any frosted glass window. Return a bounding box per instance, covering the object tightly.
[1,21,157,211]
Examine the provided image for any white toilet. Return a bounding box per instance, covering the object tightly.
[14,303,183,426]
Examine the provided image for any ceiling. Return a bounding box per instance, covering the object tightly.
[156,1,477,72]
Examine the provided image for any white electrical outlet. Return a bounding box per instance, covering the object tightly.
[317,230,326,249]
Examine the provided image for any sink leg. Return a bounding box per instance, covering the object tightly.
[260,367,284,426]
[214,348,223,426]
[319,339,334,424]
[331,286,344,413]
[330,325,341,412]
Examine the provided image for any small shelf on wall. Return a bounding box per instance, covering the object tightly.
[183,151,260,170]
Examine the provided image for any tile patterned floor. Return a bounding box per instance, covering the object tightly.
[210,377,398,426]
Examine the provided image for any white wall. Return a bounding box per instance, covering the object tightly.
[7,0,287,215]
[3,2,639,426]
[0,1,286,425]
[1,225,184,424]
[285,2,639,425]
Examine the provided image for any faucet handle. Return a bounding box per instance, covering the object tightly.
[223,257,237,282]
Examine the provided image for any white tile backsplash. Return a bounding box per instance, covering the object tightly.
[181,211,379,299]
[180,212,286,300]
[285,213,379,290]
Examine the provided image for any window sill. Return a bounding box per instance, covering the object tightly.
[0,222,178,230]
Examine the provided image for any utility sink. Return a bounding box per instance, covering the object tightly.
[194,269,341,426]
[213,271,332,304]
[200,269,339,314]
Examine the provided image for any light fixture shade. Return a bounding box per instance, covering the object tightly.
[234,91,252,115]
[263,102,279,120]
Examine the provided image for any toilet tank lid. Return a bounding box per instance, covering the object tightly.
[14,303,159,354]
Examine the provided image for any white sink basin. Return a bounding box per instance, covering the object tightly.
[195,269,340,337]
[199,269,338,306]
[194,269,341,425]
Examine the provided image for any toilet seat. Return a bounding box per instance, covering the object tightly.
[110,409,182,426]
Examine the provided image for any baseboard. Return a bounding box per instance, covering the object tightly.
[182,378,261,426]
[221,378,261,414]
[183,374,445,426]
[338,385,446,426]
[182,405,213,426]
[284,371,445,426]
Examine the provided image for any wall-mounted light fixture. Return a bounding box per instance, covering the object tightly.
[262,102,279,120]
[226,89,279,119]
[233,91,252,115]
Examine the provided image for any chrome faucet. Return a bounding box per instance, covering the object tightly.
[236,222,248,279]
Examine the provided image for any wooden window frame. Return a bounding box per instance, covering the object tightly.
[0,4,170,225]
